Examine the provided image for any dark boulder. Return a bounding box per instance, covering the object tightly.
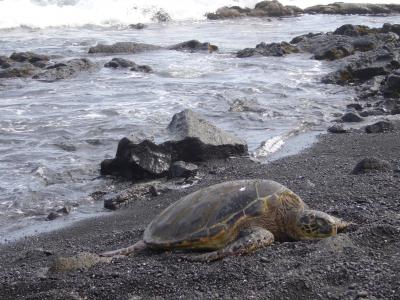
[333,24,375,37]
[382,23,400,36]
[206,6,249,20]
[101,138,171,180]
[365,121,396,133]
[104,58,153,72]
[163,109,248,162]
[168,40,218,53]
[33,58,96,82]
[351,157,392,174]
[237,42,298,58]
[88,42,162,54]
[168,161,198,179]
[341,112,364,122]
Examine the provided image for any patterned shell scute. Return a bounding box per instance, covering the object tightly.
[143,180,286,245]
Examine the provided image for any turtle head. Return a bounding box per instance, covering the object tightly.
[294,210,349,240]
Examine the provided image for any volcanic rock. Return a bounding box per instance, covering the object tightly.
[237,42,298,58]
[101,138,171,180]
[382,70,400,98]
[163,109,248,162]
[168,40,218,53]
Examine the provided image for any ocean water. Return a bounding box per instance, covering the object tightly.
[0,0,399,242]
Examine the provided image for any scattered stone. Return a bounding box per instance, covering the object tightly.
[229,98,266,113]
[10,51,50,66]
[88,42,162,54]
[168,161,198,179]
[351,157,392,174]
[168,40,218,53]
[46,212,62,221]
[49,252,111,273]
[328,124,347,134]
[129,23,146,30]
[237,41,298,58]
[359,108,385,117]
[341,112,364,123]
[149,185,160,197]
[46,206,72,221]
[364,121,395,133]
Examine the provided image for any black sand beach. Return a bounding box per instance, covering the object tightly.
[1,129,399,299]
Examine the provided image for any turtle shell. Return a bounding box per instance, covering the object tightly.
[143,179,294,250]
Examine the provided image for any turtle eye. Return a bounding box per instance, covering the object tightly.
[316,218,326,227]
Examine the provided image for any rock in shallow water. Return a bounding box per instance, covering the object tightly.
[88,42,162,54]
[328,124,347,134]
[104,58,153,73]
[101,109,248,180]
[33,58,97,81]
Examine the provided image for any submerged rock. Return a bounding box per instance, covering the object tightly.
[351,157,392,174]
[33,58,96,81]
[0,63,41,79]
[229,98,267,113]
[129,23,147,30]
[88,42,162,54]
[168,40,218,53]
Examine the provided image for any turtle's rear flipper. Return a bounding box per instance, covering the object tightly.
[189,227,274,262]
[99,240,147,257]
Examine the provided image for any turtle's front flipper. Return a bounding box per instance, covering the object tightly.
[190,227,274,262]
[99,240,147,257]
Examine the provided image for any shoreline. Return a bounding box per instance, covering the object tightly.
[1,128,399,299]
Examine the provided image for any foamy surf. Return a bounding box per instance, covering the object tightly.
[0,0,398,29]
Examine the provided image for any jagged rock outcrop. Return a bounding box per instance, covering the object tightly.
[304,2,400,15]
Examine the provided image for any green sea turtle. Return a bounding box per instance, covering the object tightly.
[100,180,349,261]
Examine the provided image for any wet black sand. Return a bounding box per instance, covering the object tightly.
[0,129,399,299]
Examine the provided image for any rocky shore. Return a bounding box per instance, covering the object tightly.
[1,4,400,299]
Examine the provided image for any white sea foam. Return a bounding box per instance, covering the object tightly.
[0,0,397,29]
